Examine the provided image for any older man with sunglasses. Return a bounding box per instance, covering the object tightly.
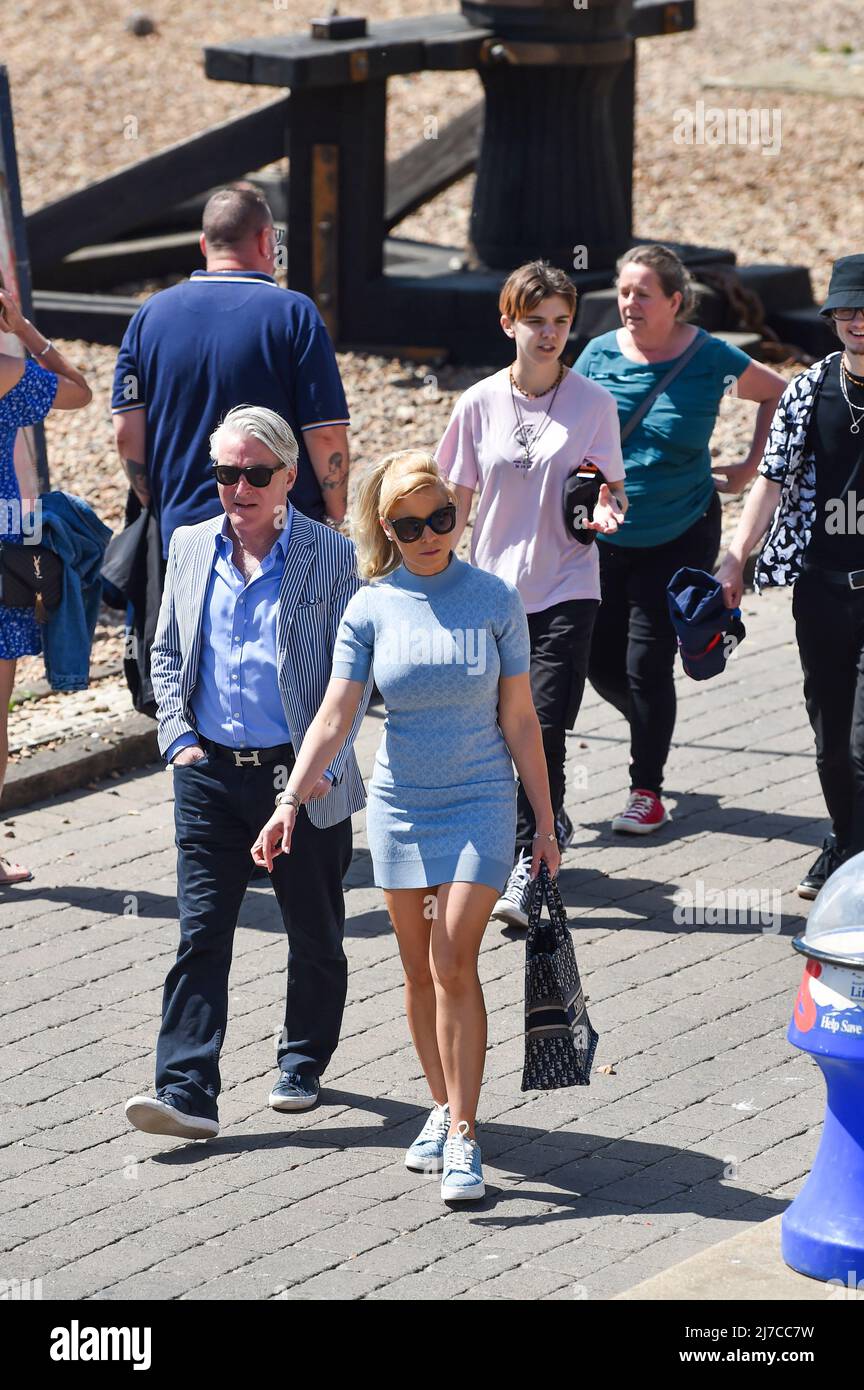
[125,405,371,1140]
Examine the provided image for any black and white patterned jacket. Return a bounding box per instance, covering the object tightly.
[754,352,837,592]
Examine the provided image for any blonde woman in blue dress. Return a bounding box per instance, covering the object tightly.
[253,451,559,1201]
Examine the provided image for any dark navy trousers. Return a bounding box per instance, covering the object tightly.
[156,755,352,1121]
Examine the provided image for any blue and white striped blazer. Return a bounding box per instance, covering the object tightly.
[151,509,370,829]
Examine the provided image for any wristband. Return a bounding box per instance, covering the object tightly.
[275,789,302,810]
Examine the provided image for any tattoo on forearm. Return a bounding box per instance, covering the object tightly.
[124,457,150,498]
[320,451,347,491]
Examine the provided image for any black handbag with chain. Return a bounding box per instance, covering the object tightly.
[0,541,63,622]
[522,862,599,1090]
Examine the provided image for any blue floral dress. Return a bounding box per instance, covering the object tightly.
[0,359,58,659]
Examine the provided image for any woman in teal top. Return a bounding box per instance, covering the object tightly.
[253,450,559,1203]
[574,244,786,834]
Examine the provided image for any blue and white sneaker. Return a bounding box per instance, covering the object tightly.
[405,1102,450,1173]
[441,1121,485,1201]
[490,850,533,929]
[268,1071,320,1112]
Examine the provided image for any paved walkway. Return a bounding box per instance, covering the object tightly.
[0,588,833,1300]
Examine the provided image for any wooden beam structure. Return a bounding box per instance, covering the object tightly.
[203,3,695,87]
[26,95,290,270]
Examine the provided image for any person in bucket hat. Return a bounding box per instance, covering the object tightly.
[716,252,864,899]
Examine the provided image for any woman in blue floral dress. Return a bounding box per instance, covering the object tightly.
[0,288,91,883]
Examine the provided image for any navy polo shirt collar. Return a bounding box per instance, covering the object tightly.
[190,270,277,285]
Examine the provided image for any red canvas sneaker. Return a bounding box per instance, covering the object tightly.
[611,788,671,835]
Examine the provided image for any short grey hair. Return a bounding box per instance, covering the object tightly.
[210,404,299,470]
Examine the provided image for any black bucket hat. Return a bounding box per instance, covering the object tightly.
[820,254,864,318]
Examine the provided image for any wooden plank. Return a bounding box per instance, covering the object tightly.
[32,290,140,347]
[34,230,204,292]
[205,14,490,89]
[26,95,290,269]
[131,173,289,237]
[385,101,482,232]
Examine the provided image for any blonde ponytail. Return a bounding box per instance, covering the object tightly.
[352,450,455,581]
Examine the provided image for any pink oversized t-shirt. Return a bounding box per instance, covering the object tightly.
[435,368,625,612]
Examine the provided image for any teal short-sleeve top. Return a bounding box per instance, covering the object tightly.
[573,328,751,547]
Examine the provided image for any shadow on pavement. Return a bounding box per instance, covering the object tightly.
[145,1089,786,1226]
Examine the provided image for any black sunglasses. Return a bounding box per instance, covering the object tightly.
[212,462,287,487]
[387,503,456,544]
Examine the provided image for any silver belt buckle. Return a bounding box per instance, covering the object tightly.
[233,749,261,767]
[849,570,864,591]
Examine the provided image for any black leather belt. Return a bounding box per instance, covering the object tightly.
[802,559,864,591]
[200,737,294,768]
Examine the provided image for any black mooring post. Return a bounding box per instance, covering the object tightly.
[463,0,636,271]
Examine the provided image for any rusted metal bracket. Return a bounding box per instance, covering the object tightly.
[349,50,370,82]
[661,4,687,33]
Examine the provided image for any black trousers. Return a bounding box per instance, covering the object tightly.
[793,567,864,855]
[514,597,599,850]
[588,492,722,796]
[156,755,352,1121]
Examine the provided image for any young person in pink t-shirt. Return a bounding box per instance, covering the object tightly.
[435,261,627,926]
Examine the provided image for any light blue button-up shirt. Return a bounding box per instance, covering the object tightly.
[166,509,311,765]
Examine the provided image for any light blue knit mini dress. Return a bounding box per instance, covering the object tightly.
[332,554,531,891]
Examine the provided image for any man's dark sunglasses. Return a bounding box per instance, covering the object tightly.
[212,462,287,487]
[387,503,457,544]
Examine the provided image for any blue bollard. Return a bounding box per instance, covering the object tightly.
[783,852,864,1285]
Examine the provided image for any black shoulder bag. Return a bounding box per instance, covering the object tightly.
[0,542,63,622]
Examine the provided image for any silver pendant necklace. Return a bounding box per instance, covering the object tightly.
[509,364,565,472]
[840,358,864,434]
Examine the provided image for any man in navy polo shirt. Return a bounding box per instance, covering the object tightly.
[111,183,350,561]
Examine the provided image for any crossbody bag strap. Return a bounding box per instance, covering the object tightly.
[620,331,707,444]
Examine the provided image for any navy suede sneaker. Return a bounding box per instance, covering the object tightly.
[268,1071,320,1112]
